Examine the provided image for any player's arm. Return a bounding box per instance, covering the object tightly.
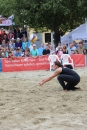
[39,68,61,86]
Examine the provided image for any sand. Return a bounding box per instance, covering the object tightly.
[0,68,87,130]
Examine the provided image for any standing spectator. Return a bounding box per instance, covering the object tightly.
[71,42,77,51]
[73,41,78,49]
[15,38,22,48]
[30,44,38,57]
[78,41,85,54]
[8,30,14,40]
[20,26,27,39]
[38,43,45,56]
[14,26,20,39]
[22,38,30,51]
[50,45,55,55]
[3,34,9,44]
[43,44,50,55]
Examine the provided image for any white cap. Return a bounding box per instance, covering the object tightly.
[33,44,36,47]
[11,38,14,40]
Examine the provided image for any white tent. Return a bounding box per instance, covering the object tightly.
[61,23,87,45]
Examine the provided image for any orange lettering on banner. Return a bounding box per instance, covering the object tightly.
[2,56,50,72]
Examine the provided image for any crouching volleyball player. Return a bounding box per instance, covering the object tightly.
[39,61,81,91]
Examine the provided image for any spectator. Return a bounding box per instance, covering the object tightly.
[29,42,33,51]
[23,49,30,57]
[20,26,27,39]
[57,46,63,56]
[9,38,15,50]
[22,38,30,51]
[8,51,14,60]
[73,41,78,49]
[15,38,22,48]
[43,44,50,55]
[14,48,22,57]
[67,43,73,55]
[38,43,45,56]
[83,49,87,55]
[78,41,85,54]
[71,50,75,54]
[14,26,21,39]
[75,50,79,54]
[1,39,9,49]
[63,44,68,54]
[30,44,39,57]
[3,34,9,43]
[56,42,62,52]
[71,42,77,51]
[50,45,55,55]
[8,29,14,40]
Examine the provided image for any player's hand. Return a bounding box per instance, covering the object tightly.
[39,81,44,86]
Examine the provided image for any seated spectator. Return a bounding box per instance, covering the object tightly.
[9,38,15,50]
[5,47,9,58]
[1,51,5,58]
[63,44,68,54]
[8,51,14,60]
[3,34,9,44]
[67,43,73,55]
[23,49,30,57]
[83,49,87,55]
[30,44,39,57]
[22,38,30,51]
[71,50,75,54]
[78,41,85,54]
[57,46,63,57]
[15,38,22,48]
[42,44,50,55]
[14,47,22,57]
[56,42,62,51]
[1,39,9,49]
[38,43,45,56]
[29,42,33,51]
[75,50,79,54]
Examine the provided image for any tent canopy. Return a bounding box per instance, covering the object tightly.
[61,23,87,44]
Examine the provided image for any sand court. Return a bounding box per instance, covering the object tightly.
[0,68,87,130]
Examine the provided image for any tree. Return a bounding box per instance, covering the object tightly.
[0,0,87,46]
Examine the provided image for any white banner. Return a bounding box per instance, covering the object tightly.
[0,19,12,26]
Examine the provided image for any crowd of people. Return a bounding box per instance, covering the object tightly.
[0,26,87,60]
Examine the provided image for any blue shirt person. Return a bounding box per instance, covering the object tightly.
[22,39,30,50]
[38,43,45,56]
[30,44,39,57]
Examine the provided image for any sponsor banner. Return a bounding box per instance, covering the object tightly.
[71,54,86,68]
[2,56,50,72]
[0,19,12,26]
[0,58,2,72]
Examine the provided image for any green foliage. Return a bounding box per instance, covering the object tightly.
[0,0,87,34]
